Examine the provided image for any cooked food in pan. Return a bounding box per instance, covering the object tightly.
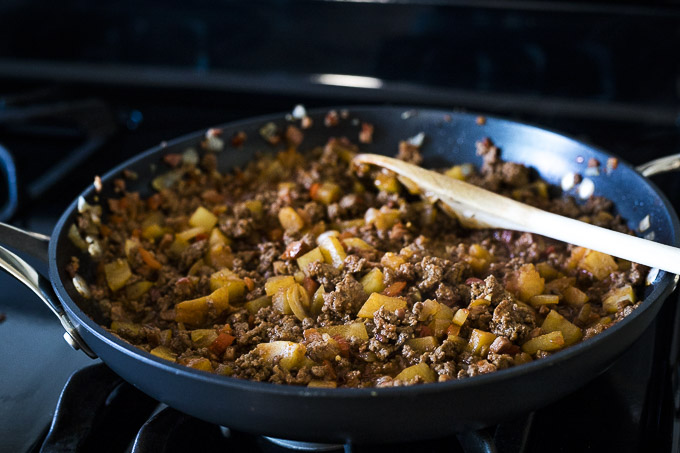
[68,117,647,388]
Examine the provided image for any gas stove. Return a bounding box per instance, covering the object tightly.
[1,1,680,452]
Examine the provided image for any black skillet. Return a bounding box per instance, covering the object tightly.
[0,106,678,444]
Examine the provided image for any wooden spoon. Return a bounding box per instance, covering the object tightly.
[354,153,680,275]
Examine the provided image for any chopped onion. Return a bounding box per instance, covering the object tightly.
[638,215,651,232]
[561,172,577,191]
[182,148,199,165]
[72,274,91,299]
[578,178,595,199]
[292,104,307,119]
[407,132,426,148]
[646,267,660,285]
[316,230,340,245]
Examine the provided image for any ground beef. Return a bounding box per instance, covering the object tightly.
[72,121,649,388]
[490,299,537,342]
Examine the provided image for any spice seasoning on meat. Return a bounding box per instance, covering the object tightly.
[70,128,648,388]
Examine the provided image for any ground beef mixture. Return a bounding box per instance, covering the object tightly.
[69,118,648,388]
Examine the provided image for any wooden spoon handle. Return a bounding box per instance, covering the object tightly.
[355,153,680,275]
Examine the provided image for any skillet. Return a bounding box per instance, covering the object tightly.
[0,106,678,444]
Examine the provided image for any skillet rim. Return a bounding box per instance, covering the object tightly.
[48,105,680,398]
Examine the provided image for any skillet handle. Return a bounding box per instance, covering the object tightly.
[0,226,97,358]
[636,153,680,177]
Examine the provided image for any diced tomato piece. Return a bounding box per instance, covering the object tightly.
[419,325,433,337]
[243,277,255,292]
[309,183,321,200]
[333,335,350,357]
[303,276,319,298]
[382,281,406,297]
[139,248,162,270]
[209,333,235,355]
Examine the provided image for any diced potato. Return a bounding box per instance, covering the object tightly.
[563,286,589,306]
[446,335,468,348]
[68,224,89,251]
[468,329,497,357]
[311,182,342,205]
[428,319,452,338]
[316,322,369,341]
[396,175,421,195]
[175,286,229,325]
[245,295,272,314]
[395,362,436,383]
[209,270,246,302]
[142,223,165,241]
[469,298,491,308]
[342,237,374,251]
[208,227,231,247]
[150,346,177,362]
[111,321,142,338]
[575,303,592,326]
[311,285,325,316]
[541,310,582,346]
[124,237,141,259]
[406,336,439,353]
[602,285,636,313]
[175,226,207,242]
[169,237,190,256]
[319,236,347,270]
[465,244,494,273]
[579,249,618,280]
[380,252,405,270]
[528,294,560,308]
[265,275,296,296]
[297,247,325,276]
[545,277,576,293]
[191,329,218,348]
[104,259,132,292]
[278,207,305,233]
[357,293,407,318]
[566,247,588,270]
[360,268,385,294]
[444,164,474,181]
[435,303,454,320]
[447,324,461,337]
[507,264,545,301]
[272,288,293,315]
[286,284,309,321]
[187,258,204,276]
[244,200,263,218]
[189,206,218,230]
[521,331,565,355]
[308,380,337,388]
[374,171,400,193]
[335,218,366,230]
[183,357,213,372]
[256,341,307,370]
[418,299,440,321]
[125,280,153,300]
[452,308,469,326]
[365,207,400,231]
[535,262,559,280]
